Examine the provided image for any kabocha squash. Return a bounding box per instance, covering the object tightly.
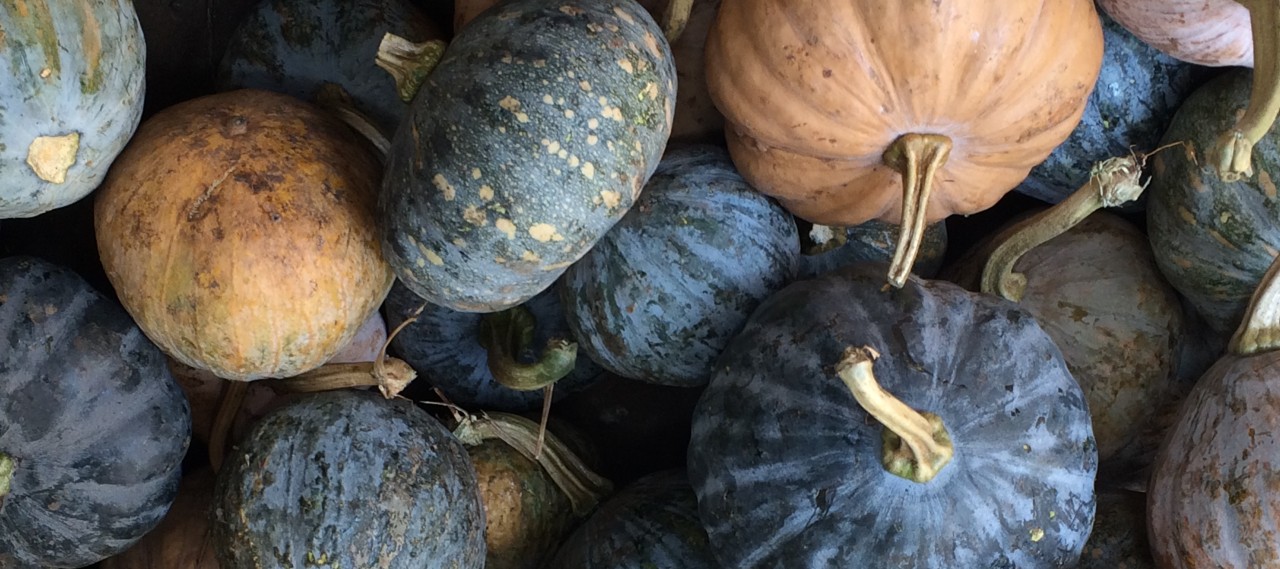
[0,256,191,568]
[1147,256,1280,568]
[211,389,487,568]
[93,88,394,381]
[0,0,146,219]
[1147,68,1280,336]
[688,262,1097,568]
[704,0,1105,288]
[100,467,220,569]
[383,279,603,412]
[217,0,444,135]
[798,220,947,281]
[560,144,798,387]
[379,0,677,312]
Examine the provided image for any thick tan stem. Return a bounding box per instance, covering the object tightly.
[1229,253,1280,355]
[882,133,952,289]
[1211,0,1280,181]
[661,0,694,43]
[835,346,953,483]
[454,411,613,517]
[0,452,13,505]
[376,33,448,104]
[209,381,248,473]
[262,358,416,399]
[313,83,391,158]
[980,155,1147,302]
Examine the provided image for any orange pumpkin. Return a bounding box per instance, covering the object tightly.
[704,0,1105,286]
[94,89,394,381]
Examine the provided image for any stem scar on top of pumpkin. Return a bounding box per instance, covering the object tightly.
[0,452,14,504]
[1210,0,1280,181]
[882,133,952,290]
[835,346,954,483]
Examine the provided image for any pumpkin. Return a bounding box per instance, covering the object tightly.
[99,467,220,569]
[1147,255,1280,568]
[383,279,604,412]
[1147,68,1280,337]
[216,0,444,136]
[798,219,947,281]
[703,0,1105,288]
[0,256,191,568]
[548,469,718,568]
[1077,489,1155,569]
[0,0,146,219]
[1015,10,1202,208]
[210,388,487,568]
[93,88,394,381]
[560,144,798,387]
[687,261,1097,568]
[378,0,677,313]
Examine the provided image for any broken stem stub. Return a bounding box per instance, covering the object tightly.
[882,133,952,289]
[376,33,448,104]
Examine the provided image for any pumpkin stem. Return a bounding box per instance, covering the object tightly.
[478,305,579,391]
[313,82,391,158]
[882,133,952,289]
[660,0,693,43]
[261,359,417,399]
[453,411,613,517]
[835,346,953,483]
[802,223,849,255]
[0,452,14,503]
[1229,252,1280,355]
[1210,0,1280,181]
[376,33,448,104]
[208,380,249,473]
[979,155,1147,301]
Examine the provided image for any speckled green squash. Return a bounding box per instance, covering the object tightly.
[210,389,486,569]
[1147,68,1280,335]
[380,0,677,313]
[1,0,146,219]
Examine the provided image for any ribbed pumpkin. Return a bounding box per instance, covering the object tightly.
[93,88,394,381]
[1,0,146,219]
[704,0,1105,287]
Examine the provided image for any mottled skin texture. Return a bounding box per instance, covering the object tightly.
[1147,69,1280,336]
[383,279,603,412]
[1016,11,1201,209]
[100,467,220,569]
[210,389,486,569]
[561,144,798,387]
[0,256,191,568]
[216,0,443,135]
[688,262,1098,568]
[380,0,677,313]
[1148,351,1280,568]
[798,219,947,281]
[0,0,145,218]
[1077,490,1155,569]
[548,469,717,568]
[468,439,575,569]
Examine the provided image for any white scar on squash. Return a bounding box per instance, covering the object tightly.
[479,185,495,201]
[600,190,621,208]
[498,95,530,123]
[432,174,456,201]
[529,223,564,242]
[496,218,517,239]
[27,132,81,184]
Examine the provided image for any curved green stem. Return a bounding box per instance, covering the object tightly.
[1211,0,1280,181]
[478,306,578,391]
[882,133,952,289]
[1230,253,1280,355]
[979,155,1147,302]
[0,452,14,504]
[835,346,953,483]
[375,33,448,104]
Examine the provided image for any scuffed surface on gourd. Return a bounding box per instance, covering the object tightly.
[470,439,575,569]
[1148,69,1280,335]
[210,389,486,569]
[561,144,798,387]
[216,0,442,135]
[1077,490,1154,569]
[0,256,191,568]
[380,0,677,312]
[383,280,604,411]
[0,0,146,218]
[689,261,1097,568]
[549,469,717,568]
[1148,351,1280,568]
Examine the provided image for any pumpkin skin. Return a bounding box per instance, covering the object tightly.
[210,389,487,568]
[688,261,1097,568]
[0,256,191,568]
[216,0,444,135]
[798,219,947,281]
[380,0,677,313]
[703,0,1104,227]
[469,439,576,569]
[99,467,220,569]
[1147,68,1280,336]
[383,279,604,412]
[93,88,394,381]
[560,144,798,387]
[0,0,146,219]
[1096,0,1252,67]
[548,469,717,568]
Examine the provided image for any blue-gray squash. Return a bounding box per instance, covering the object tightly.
[798,219,947,281]
[1,0,146,219]
[0,256,191,568]
[688,261,1098,568]
[560,144,798,387]
[379,0,677,313]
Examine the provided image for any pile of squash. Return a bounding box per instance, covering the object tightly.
[6,0,1280,567]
